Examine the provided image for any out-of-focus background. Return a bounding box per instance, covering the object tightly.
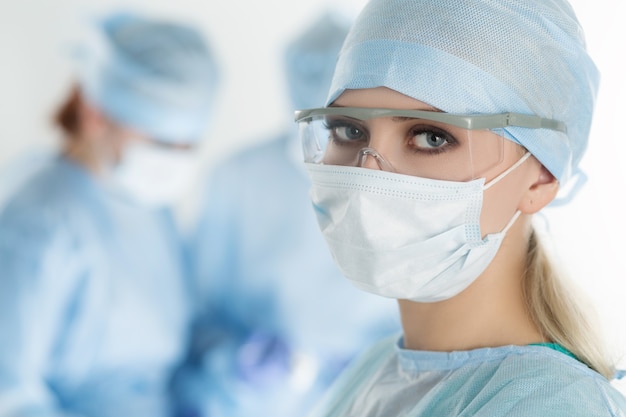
[1,0,625,366]
[0,0,365,179]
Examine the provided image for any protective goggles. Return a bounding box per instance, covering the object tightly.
[295,107,566,181]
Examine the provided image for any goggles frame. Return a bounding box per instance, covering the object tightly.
[294,107,567,133]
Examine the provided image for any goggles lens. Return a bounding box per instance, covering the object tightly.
[297,109,505,181]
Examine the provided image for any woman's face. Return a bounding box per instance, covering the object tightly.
[332,87,547,236]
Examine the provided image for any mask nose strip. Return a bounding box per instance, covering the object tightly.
[357,147,395,172]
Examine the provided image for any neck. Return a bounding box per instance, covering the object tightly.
[62,134,106,176]
[398,216,545,352]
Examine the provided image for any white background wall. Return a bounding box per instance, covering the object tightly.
[1,0,626,367]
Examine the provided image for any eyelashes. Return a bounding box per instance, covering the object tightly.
[323,117,460,155]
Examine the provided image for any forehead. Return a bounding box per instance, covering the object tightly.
[333,87,439,111]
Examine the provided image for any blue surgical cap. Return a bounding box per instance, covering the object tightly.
[327,0,600,185]
[284,11,351,111]
[78,12,219,144]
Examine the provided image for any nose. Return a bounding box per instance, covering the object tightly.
[357,147,395,172]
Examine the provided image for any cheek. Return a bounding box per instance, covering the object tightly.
[478,141,533,236]
[479,157,537,237]
[480,181,526,237]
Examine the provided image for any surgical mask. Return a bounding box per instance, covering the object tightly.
[110,141,198,207]
[306,152,530,303]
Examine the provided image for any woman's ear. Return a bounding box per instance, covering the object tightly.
[518,165,559,214]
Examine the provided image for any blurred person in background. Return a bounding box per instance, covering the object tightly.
[170,10,400,417]
[0,11,218,417]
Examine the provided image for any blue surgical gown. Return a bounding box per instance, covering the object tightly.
[308,334,626,417]
[0,156,190,416]
[178,133,400,417]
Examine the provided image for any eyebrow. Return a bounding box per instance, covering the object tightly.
[329,115,438,124]
[391,116,431,122]
[330,104,444,123]
[333,104,442,112]
[391,107,444,122]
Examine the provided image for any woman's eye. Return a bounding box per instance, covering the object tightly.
[411,129,454,151]
[326,122,366,142]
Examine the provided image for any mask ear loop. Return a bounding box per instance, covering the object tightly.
[483,151,532,190]
[483,151,531,235]
[500,210,522,234]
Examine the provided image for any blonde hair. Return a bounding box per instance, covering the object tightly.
[524,229,614,379]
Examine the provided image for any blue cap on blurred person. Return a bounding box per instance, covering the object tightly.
[77,11,219,145]
[283,11,351,111]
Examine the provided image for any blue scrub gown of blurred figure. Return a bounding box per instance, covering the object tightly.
[0,12,218,417]
[174,11,400,417]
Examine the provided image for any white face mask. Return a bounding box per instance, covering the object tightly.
[110,141,199,207]
[305,152,530,303]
